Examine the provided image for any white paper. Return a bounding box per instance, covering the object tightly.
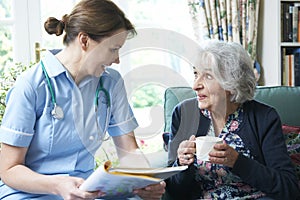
[79,161,187,199]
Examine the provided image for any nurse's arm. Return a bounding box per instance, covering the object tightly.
[0,143,100,199]
[112,131,147,166]
[0,143,59,193]
[112,132,166,200]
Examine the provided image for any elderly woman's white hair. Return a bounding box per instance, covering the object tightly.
[195,39,256,103]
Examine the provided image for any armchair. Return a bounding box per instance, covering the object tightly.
[162,86,300,186]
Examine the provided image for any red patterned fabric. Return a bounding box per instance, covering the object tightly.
[282,124,300,134]
[282,124,300,185]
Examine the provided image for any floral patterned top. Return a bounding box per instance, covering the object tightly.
[195,105,265,199]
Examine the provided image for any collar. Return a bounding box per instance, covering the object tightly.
[40,50,67,78]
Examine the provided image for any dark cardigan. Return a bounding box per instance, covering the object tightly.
[164,98,300,200]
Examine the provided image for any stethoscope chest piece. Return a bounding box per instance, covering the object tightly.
[52,104,64,119]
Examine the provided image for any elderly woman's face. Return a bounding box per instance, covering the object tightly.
[192,67,227,111]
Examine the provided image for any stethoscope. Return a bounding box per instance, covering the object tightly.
[41,61,64,119]
[40,61,111,135]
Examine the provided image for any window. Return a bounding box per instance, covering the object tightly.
[111,0,195,141]
[40,0,80,49]
[0,0,13,69]
[0,0,196,164]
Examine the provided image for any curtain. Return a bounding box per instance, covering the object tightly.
[187,0,260,65]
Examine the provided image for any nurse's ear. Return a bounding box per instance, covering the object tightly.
[78,32,89,51]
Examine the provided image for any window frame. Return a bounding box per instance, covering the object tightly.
[12,0,42,64]
[0,0,43,65]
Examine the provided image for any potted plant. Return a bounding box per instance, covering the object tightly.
[0,63,33,124]
[0,62,33,154]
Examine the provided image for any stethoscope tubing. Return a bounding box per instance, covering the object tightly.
[40,60,111,124]
[41,61,56,105]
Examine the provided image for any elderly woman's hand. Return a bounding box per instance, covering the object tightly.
[208,142,239,168]
[177,135,196,166]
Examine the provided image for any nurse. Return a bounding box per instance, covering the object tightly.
[0,0,165,199]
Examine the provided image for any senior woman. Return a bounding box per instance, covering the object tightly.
[163,40,300,200]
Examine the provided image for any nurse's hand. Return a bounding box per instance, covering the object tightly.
[54,176,104,199]
[133,181,166,200]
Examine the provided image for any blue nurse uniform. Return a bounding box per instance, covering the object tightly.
[0,51,138,199]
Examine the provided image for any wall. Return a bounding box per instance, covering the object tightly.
[257,0,281,86]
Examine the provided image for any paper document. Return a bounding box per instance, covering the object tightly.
[79,161,187,198]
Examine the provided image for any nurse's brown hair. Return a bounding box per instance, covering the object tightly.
[44,0,136,45]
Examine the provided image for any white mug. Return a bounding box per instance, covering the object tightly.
[195,136,223,161]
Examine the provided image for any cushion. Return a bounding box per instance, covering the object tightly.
[282,124,300,180]
[254,86,300,126]
[163,87,196,132]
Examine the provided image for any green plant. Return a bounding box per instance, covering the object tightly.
[131,84,164,108]
[95,138,120,168]
[0,62,33,124]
